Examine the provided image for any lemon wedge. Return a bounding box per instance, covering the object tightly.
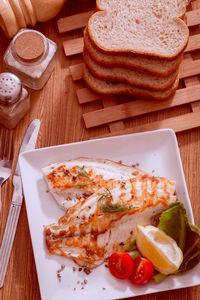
[136,225,183,275]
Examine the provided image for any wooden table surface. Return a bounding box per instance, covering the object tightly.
[0,0,200,299]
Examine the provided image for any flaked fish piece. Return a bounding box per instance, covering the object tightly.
[42,157,146,210]
[45,176,176,268]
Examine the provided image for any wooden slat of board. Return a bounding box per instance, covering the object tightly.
[69,64,83,81]
[83,85,200,128]
[184,55,200,112]
[184,66,200,111]
[101,96,125,132]
[64,37,83,57]
[76,87,99,103]
[76,88,125,131]
[57,10,94,33]
[63,37,84,56]
[184,59,200,111]
[179,59,200,78]
[186,8,200,27]
[95,111,200,138]
[76,89,125,131]
[185,34,200,52]
[184,0,200,112]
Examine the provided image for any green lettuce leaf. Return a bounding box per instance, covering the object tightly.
[130,250,142,260]
[175,223,200,274]
[158,202,187,251]
[123,240,142,260]
[155,201,200,281]
[123,239,137,252]
[153,272,167,283]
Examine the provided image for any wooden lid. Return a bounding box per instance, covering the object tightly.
[14,31,45,62]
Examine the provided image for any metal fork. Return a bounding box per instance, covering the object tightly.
[0,129,14,212]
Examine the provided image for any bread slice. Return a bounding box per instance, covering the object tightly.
[83,64,179,100]
[83,50,179,91]
[96,0,190,17]
[84,28,183,76]
[88,0,189,59]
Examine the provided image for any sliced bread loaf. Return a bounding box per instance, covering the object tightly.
[88,0,189,59]
[83,64,179,100]
[84,29,183,76]
[83,50,179,91]
[96,0,190,18]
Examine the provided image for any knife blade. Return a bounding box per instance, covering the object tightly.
[0,119,40,288]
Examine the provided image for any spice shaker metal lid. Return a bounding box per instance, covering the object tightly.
[0,73,22,105]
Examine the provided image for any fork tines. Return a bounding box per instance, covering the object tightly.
[0,129,14,161]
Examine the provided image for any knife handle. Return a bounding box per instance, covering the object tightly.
[0,203,21,288]
[12,176,23,205]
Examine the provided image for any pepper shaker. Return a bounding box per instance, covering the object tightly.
[3,29,57,90]
[0,73,30,129]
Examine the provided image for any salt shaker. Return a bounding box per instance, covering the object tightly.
[3,29,57,90]
[0,73,30,129]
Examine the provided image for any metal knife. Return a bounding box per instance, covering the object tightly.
[0,119,40,288]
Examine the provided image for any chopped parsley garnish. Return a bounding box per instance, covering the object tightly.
[98,188,132,213]
[73,183,91,189]
[98,188,112,201]
[76,166,90,179]
[123,239,137,252]
[100,203,132,213]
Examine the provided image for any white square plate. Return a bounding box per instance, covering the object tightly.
[19,129,200,300]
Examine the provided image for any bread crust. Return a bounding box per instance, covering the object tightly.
[96,0,191,19]
[84,28,183,77]
[87,1,190,60]
[83,64,179,101]
[83,50,179,91]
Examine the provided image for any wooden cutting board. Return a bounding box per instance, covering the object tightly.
[57,0,200,138]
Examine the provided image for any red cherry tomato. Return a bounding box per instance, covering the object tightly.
[108,252,134,279]
[129,257,154,285]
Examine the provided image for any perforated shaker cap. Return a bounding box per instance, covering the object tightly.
[0,73,22,105]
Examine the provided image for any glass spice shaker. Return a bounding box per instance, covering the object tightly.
[0,73,30,129]
[3,29,57,90]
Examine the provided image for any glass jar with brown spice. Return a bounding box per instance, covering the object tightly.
[3,29,57,90]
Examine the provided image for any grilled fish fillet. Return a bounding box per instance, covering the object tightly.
[42,157,145,210]
[45,175,177,268]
